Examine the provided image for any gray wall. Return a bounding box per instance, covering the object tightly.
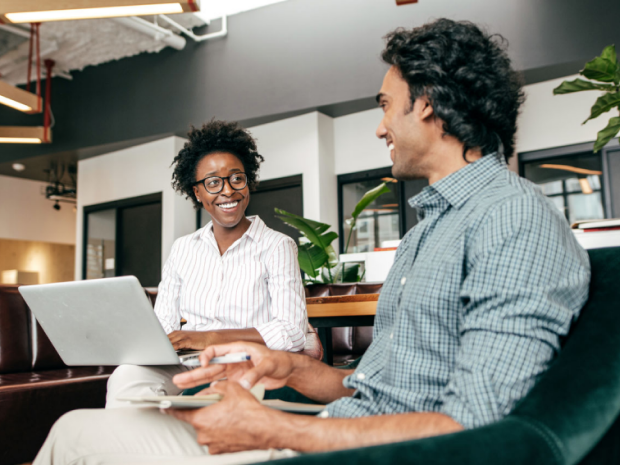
[1,0,619,166]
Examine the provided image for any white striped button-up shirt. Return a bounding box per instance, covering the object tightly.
[155,216,307,351]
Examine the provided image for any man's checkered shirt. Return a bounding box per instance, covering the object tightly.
[325,153,590,428]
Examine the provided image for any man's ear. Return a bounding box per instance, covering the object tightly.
[416,96,434,121]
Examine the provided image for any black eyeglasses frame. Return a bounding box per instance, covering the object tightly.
[193,173,249,194]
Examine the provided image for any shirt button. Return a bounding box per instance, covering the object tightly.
[318,410,330,418]
[400,277,407,285]
[356,373,366,380]
[389,333,393,339]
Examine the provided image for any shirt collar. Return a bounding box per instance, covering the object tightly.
[199,215,266,245]
[409,152,506,212]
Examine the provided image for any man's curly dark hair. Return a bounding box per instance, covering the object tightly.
[171,120,264,210]
[382,19,525,161]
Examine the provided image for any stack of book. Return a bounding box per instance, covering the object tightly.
[572,219,620,250]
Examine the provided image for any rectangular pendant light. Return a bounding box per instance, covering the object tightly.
[0,126,51,144]
[0,0,199,24]
[0,80,42,114]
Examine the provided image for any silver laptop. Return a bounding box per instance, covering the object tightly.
[19,276,198,366]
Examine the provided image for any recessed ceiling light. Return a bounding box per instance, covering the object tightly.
[12,163,26,171]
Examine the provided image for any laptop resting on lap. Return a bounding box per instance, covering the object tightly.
[19,276,198,366]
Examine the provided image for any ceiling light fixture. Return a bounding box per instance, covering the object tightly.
[539,164,603,176]
[12,163,25,171]
[0,126,50,144]
[0,79,42,113]
[0,0,199,24]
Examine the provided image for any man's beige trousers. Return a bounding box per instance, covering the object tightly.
[33,407,299,465]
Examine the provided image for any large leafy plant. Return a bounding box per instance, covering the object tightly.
[553,45,620,152]
[275,182,391,284]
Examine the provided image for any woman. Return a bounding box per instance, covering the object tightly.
[106,120,307,407]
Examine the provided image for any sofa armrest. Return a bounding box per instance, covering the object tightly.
[260,417,561,465]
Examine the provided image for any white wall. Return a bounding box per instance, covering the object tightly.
[332,74,612,176]
[516,74,610,154]
[249,112,338,230]
[0,174,76,244]
[75,136,196,280]
[334,107,390,175]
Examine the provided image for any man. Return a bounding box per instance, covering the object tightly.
[34,18,590,464]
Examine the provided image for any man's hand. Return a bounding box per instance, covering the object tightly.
[173,342,297,391]
[168,330,213,350]
[164,380,277,454]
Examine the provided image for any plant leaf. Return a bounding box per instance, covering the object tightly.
[601,44,618,65]
[325,244,338,266]
[581,45,619,83]
[274,208,329,234]
[553,78,616,95]
[594,116,620,152]
[297,243,328,278]
[350,183,392,222]
[341,263,360,283]
[275,215,337,249]
[583,92,620,123]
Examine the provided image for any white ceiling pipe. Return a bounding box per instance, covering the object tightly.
[158,14,227,42]
[113,16,186,50]
[0,23,31,39]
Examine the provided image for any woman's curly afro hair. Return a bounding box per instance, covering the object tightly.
[171,120,264,210]
[382,19,525,161]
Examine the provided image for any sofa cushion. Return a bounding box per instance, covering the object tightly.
[0,368,114,465]
[0,366,115,392]
[0,286,31,374]
[31,316,66,371]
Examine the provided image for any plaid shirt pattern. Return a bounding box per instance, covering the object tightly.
[325,153,590,428]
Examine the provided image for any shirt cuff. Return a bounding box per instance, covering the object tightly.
[255,321,306,352]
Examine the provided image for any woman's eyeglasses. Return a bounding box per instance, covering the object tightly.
[194,173,248,194]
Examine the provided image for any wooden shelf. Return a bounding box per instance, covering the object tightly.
[306,293,379,318]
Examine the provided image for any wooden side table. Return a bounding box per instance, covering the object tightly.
[307,294,379,365]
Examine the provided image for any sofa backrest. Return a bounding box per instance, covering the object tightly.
[511,247,620,464]
[0,285,66,374]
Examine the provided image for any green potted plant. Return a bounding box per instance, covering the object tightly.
[275,182,391,285]
[553,45,620,152]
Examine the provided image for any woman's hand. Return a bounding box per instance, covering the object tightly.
[167,330,213,350]
[172,341,299,391]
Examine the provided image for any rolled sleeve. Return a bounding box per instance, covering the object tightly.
[154,240,183,334]
[440,196,590,428]
[256,237,308,351]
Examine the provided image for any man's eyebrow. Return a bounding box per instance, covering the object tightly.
[376,93,385,104]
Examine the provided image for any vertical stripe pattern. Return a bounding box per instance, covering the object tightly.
[155,216,307,352]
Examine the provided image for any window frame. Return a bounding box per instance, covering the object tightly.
[519,139,619,220]
[337,167,407,254]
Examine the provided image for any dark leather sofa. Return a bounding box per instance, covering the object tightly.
[261,246,620,465]
[0,284,115,465]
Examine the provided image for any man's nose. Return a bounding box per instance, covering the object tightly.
[376,119,387,139]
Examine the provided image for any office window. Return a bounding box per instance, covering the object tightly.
[338,167,428,253]
[521,149,609,224]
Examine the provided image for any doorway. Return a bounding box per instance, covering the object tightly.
[83,193,162,287]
